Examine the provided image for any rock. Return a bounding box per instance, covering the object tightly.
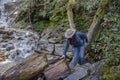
[55,44,73,56]
[36,73,46,80]
[0,26,5,29]
[34,44,41,53]
[84,61,104,80]
[6,44,14,51]
[3,53,48,80]
[2,32,13,40]
[4,0,23,13]
[4,2,16,13]
[55,44,64,56]
[0,53,5,61]
[44,60,70,80]
[14,56,24,63]
[46,44,54,54]
[48,37,63,44]
[66,52,73,59]
[41,28,53,39]
[2,34,9,40]
[47,55,60,64]
[0,30,13,35]
[64,64,88,80]
[41,26,65,43]
[40,38,55,54]
[12,0,23,3]
[48,38,59,44]
[39,38,48,44]
[0,62,16,76]
[40,43,54,54]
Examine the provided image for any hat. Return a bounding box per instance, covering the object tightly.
[65,28,76,38]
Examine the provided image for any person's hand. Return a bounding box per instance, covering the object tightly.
[60,55,66,59]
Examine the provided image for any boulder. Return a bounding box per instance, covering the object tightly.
[55,44,65,55]
[54,44,72,55]
[0,62,16,79]
[40,43,54,54]
[64,64,89,80]
[44,60,70,80]
[3,53,48,80]
[83,61,104,80]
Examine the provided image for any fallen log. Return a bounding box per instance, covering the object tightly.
[2,53,48,80]
[44,60,70,80]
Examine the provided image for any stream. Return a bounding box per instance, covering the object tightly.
[0,0,40,64]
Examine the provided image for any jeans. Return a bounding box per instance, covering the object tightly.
[72,44,86,67]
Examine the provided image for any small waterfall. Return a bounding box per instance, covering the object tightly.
[0,0,21,28]
[0,0,10,27]
[0,0,40,64]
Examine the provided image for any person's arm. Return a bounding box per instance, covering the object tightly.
[77,32,88,43]
[63,39,69,57]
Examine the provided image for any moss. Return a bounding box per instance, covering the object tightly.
[12,20,27,29]
[101,64,120,80]
[34,21,49,31]
[19,75,30,80]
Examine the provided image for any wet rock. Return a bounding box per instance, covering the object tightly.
[0,62,16,76]
[44,60,70,80]
[39,38,48,44]
[14,56,24,63]
[64,64,89,80]
[34,44,41,53]
[36,73,46,80]
[49,26,64,37]
[55,44,64,55]
[0,26,5,29]
[0,30,12,35]
[40,43,54,54]
[0,48,6,53]
[4,2,16,13]
[41,28,53,39]
[47,55,60,64]
[2,32,13,40]
[6,44,14,51]
[46,44,54,54]
[55,43,73,56]
[2,34,9,39]
[84,61,104,80]
[3,53,48,80]
[0,53,5,61]
[48,38,59,44]
[1,44,8,48]
[5,50,17,61]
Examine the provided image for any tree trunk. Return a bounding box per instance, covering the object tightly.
[2,53,48,80]
[87,0,111,46]
[67,0,76,29]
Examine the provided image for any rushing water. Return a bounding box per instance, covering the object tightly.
[0,0,40,64]
[0,0,10,27]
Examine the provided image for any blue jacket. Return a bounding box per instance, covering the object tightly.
[63,31,88,56]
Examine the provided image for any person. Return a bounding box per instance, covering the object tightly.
[61,28,88,68]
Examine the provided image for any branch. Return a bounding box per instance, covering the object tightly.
[87,0,111,47]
